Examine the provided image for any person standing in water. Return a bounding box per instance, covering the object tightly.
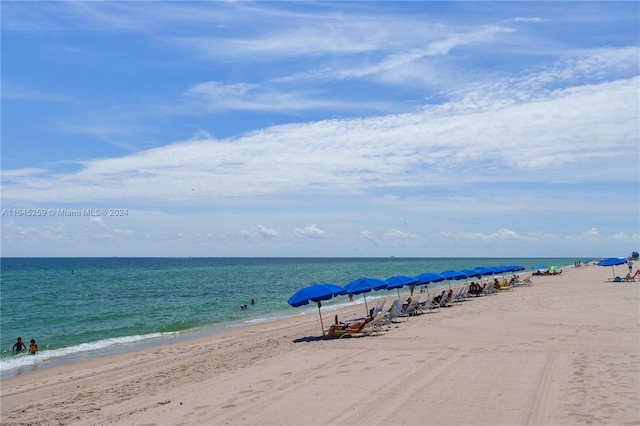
[12,337,27,353]
[29,339,38,355]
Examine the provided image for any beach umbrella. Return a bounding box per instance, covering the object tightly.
[287,283,347,336]
[532,264,546,270]
[385,275,419,299]
[472,266,497,286]
[596,257,627,279]
[460,269,482,278]
[460,268,483,285]
[414,272,445,296]
[474,267,496,276]
[491,266,510,277]
[345,277,388,316]
[415,272,445,284]
[439,270,466,289]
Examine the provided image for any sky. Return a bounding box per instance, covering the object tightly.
[1,1,639,258]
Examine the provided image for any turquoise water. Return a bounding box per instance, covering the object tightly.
[0,257,582,377]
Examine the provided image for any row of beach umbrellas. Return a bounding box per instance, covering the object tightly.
[287,265,526,336]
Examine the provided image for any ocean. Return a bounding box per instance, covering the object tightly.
[0,257,583,378]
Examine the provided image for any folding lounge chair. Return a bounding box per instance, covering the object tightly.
[324,319,370,339]
[467,283,487,297]
[433,290,453,308]
[453,285,468,302]
[485,281,498,294]
[418,294,440,312]
[402,298,422,316]
[325,313,387,339]
[496,280,513,291]
[360,312,389,335]
[383,299,407,323]
[370,300,386,318]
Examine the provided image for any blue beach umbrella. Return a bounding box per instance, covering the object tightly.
[439,270,466,289]
[532,264,546,271]
[414,272,445,296]
[596,257,627,279]
[472,267,497,286]
[415,272,445,285]
[460,269,482,278]
[491,266,510,276]
[288,283,347,336]
[385,275,419,299]
[474,267,496,276]
[345,277,388,316]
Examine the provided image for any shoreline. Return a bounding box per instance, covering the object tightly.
[2,265,638,425]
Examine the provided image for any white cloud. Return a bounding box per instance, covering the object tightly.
[586,227,601,237]
[385,229,415,240]
[505,17,547,23]
[258,225,279,238]
[3,72,637,205]
[294,224,325,238]
[440,228,527,242]
[187,81,259,99]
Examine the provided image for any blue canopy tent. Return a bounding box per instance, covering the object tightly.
[288,283,347,336]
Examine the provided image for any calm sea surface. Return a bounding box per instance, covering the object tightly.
[1,257,583,378]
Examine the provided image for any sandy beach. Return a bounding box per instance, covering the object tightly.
[1,264,638,426]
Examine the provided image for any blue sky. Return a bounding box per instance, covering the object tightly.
[1,1,638,257]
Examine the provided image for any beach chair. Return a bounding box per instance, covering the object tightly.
[485,281,498,295]
[453,284,468,302]
[418,294,440,313]
[521,277,533,286]
[402,298,422,316]
[360,312,389,335]
[433,290,453,308]
[325,313,387,339]
[324,318,370,339]
[495,279,513,291]
[384,299,408,322]
[370,300,386,318]
[467,283,486,297]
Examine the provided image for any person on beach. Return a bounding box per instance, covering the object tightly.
[433,290,446,304]
[403,297,412,310]
[12,337,27,353]
[469,282,484,295]
[29,339,38,355]
[324,316,372,339]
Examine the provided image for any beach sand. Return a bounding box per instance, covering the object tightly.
[1,265,638,426]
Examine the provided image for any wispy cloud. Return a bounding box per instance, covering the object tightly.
[295,224,326,239]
